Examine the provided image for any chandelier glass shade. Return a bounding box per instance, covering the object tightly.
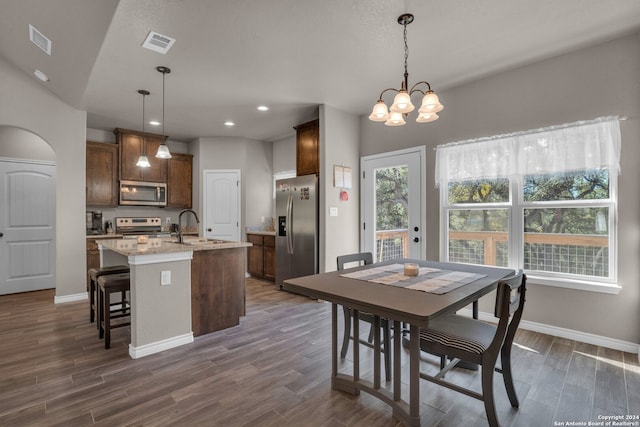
[155,66,172,159]
[368,13,443,126]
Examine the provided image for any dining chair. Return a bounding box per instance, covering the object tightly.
[418,272,526,427]
[337,252,392,381]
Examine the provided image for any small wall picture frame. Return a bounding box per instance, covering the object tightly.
[333,165,352,189]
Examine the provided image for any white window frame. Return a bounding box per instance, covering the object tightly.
[441,172,619,294]
[436,117,621,294]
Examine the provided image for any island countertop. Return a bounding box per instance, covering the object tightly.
[98,237,251,257]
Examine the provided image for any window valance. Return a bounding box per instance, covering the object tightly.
[435,116,621,187]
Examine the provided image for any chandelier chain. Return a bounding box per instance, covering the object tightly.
[403,22,409,79]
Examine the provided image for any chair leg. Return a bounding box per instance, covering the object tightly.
[104,289,111,349]
[500,346,519,408]
[367,324,374,343]
[340,307,351,358]
[481,365,499,427]
[89,279,95,323]
[382,319,391,381]
[98,286,104,339]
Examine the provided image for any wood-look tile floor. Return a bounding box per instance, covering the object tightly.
[0,278,638,426]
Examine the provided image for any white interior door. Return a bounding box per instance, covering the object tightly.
[0,159,56,295]
[361,147,426,261]
[203,169,241,241]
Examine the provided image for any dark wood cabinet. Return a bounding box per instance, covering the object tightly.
[263,235,275,281]
[86,141,118,206]
[115,128,167,183]
[191,248,246,336]
[247,233,275,282]
[295,119,319,176]
[167,153,193,208]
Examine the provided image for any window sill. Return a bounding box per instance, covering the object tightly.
[526,274,621,294]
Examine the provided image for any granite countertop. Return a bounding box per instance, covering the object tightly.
[98,237,251,257]
[246,230,276,236]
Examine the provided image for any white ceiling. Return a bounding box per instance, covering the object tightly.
[2,0,640,142]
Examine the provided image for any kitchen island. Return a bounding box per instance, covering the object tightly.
[98,237,251,359]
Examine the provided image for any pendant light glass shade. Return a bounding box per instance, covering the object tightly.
[368,100,390,122]
[155,144,172,159]
[390,90,414,113]
[136,155,151,167]
[136,89,151,168]
[155,66,172,159]
[385,111,406,126]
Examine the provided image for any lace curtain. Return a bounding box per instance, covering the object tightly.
[435,116,621,187]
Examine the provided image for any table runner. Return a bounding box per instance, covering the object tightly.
[340,263,486,294]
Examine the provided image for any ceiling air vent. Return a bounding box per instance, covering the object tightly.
[142,31,176,54]
[29,24,52,56]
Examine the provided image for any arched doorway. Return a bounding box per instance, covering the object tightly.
[0,126,56,294]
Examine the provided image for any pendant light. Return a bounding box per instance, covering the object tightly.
[155,66,172,159]
[368,13,443,126]
[135,89,151,168]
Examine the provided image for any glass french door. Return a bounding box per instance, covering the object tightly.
[361,147,425,261]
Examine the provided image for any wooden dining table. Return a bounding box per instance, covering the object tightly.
[283,258,514,427]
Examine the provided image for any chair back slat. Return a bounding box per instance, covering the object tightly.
[494,272,526,319]
[337,252,373,271]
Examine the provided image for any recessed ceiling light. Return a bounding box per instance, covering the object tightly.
[224,121,235,127]
[33,69,49,82]
[257,105,269,111]
[149,120,160,126]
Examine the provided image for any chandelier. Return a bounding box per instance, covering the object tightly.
[155,66,172,159]
[368,13,443,126]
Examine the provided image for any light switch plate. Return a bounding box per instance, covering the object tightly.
[161,270,171,286]
[329,207,338,217]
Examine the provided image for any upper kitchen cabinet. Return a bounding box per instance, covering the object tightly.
[86,141,119,206]
[115,128,167,183]
[167,153,193,208]
[294,119,319,176]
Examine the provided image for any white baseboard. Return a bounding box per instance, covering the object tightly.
[128,332,194,359]
[54,292,88,304]
[458,308,640,359]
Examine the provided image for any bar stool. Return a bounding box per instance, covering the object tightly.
[97,272,131,349]
[88,265,130,325]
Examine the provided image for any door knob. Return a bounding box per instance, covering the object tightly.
[414,226,419,232]
[0,232,3,237]
[413,237,419,243]
[207,228,212,232]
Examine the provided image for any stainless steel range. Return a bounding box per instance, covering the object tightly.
[115,217,170,237]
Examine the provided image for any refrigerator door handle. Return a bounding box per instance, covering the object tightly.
[286,192,293,254]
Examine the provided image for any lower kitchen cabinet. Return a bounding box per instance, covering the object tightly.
[246,233,275,282]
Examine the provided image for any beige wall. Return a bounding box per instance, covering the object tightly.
[360,33,640,344]
[191,137,274,235]
[0,56,87,299]
[319,105,361,273]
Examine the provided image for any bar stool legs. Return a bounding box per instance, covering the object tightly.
[88,265,130,326]
[97,273,131,349]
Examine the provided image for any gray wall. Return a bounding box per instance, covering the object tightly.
[0,126,56,161]
[360,33,640,344]
[320,105,361,273]
[0,56,87,299]
[191,137,274,235]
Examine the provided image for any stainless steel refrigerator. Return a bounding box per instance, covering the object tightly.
[275,175,318,289]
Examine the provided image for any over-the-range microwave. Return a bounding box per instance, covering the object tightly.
[119,180,167,207]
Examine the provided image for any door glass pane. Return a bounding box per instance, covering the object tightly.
[448,208,509,267]
[375,166,408,262]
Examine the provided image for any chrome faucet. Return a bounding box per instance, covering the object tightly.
[178,209,200,243]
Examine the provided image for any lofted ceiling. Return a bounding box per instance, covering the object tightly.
[2,0,640,143]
